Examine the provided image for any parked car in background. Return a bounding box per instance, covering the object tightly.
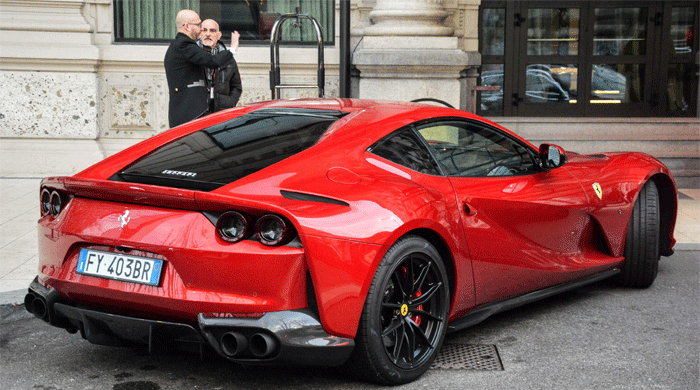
[480,64,628,110]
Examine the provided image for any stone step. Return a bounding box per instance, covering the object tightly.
[662,158,700,174]
[492,118,699,189]
[671,174,699,189]
[525,140,698,159]
[494,118,699,141]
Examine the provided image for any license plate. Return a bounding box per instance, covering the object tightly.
[77,248,163,286]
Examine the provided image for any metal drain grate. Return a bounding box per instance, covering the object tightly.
[431,344,504,371]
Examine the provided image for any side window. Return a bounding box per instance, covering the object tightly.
[417,121,538,177]
[368,128,441,175]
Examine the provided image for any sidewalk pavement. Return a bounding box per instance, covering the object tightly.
[1,176,698,306]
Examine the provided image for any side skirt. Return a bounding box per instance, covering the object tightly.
[447,269,620,333]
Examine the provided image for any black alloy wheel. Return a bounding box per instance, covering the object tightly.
[347,236,449,384]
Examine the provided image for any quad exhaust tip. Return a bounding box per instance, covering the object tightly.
[250,333,277,357]
[24,293,49,322]
[220,332,248,357]
[28,286,281,359]
[219,331,278,358]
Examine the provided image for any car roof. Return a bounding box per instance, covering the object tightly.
[253,98,477,115]
[247,98,480,138]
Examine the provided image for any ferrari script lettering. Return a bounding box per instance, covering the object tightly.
[162,170,197,177]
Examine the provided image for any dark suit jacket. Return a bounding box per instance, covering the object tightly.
[164,32,233,128]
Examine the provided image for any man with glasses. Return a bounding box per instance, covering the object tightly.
[164,9,240,128]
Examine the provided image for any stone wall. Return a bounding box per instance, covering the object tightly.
[1,0,483,142]
[0,71,99,138]
[0,0,344,143]
[97,73,168,138]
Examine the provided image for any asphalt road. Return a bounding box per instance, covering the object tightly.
[2,251,698,390]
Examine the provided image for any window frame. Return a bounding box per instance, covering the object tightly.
[413,118,541,178]
[368,117,542,179]
[113,0,336,46]
[367,125,443,176]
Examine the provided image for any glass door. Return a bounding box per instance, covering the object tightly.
[513,2,586,116]
[586,2,660,116]
[478,0,697,117]
[479,3,510,116]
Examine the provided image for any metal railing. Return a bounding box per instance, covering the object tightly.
[269,14,325,100]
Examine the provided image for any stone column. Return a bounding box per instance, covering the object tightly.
[0,0,107,175]
[364,0,454,36]
[353,0,480,110]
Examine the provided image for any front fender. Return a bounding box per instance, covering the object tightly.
[566,152,677,257]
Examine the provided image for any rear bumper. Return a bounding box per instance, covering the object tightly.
[26,277,354,366]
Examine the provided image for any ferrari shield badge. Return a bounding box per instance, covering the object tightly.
[592,183,603,200]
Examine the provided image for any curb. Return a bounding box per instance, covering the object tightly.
[674,243,700,251]
[0,289,27,306]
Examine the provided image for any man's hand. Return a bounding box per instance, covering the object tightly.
[231,31,240,53]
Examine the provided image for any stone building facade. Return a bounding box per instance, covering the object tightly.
[0,0,698,186]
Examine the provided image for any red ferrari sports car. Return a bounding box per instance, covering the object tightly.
[26,99,677,384]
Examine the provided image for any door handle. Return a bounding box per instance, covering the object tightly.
[512,93,524,106]
[463,202,477,216]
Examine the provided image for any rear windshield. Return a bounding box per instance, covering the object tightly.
[111,108,346,191]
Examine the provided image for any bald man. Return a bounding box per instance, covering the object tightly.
[164,9,240,127]
[198,19,242,112]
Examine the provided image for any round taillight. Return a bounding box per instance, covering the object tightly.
[50,191,62,217]
[216,211,250,243]
[256,214,294,246]
[41,189,51,216]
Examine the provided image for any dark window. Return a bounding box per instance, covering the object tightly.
[368,128,442,176]
[112,108,346,191]
[416,121,539,177]
[114,0,335,44]
[478,0,698,117]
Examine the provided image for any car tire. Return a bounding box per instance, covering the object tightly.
[617,181,660,288]
[346,235,449,384]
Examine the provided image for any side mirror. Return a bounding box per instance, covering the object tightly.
[539,144,566,169]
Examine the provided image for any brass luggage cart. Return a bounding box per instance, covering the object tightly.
[269,14,325,99]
